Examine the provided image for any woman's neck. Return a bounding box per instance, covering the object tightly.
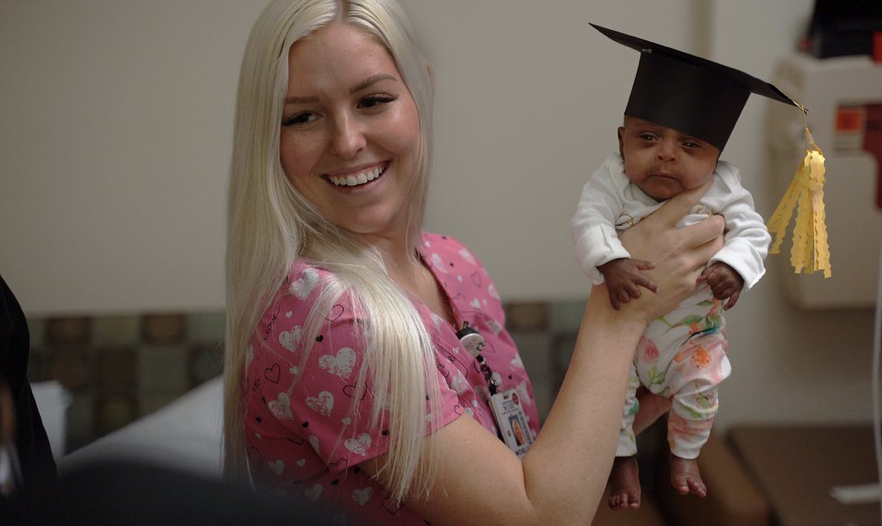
[359,232,416,275]
[364,232,455,325]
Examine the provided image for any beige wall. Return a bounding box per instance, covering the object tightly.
[0,0,695,314]
[0,1,873,428]
[0,0,262,316]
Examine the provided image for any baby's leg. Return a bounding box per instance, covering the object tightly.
[616,363,640,457]
[667,335,730,497]
[610,364,642,510]
[608,456,641,510]
[668,415,710,497]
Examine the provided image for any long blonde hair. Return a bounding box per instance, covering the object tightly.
[222,0,440,503]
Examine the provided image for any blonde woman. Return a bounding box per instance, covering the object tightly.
[222,0,724,524]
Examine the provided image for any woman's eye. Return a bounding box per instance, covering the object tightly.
[282,112,317,127]
[359,94,397,109]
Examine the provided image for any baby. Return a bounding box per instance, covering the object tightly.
[571,24,801,511]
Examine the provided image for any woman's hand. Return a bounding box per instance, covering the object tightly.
[618,181,724,323]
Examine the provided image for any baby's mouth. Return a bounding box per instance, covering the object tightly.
[651,172,677,180]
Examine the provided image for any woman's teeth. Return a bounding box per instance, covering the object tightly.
[329,166,383,187]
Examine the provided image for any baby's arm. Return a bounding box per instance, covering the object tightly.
[700,262,744,309]
[707,163,772,293]
[599,258,658,310]
[571,158,633,284]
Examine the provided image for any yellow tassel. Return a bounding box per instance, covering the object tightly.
[766,114,831,278]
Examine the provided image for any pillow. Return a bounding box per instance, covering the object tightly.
[58,376,223,477]
[30,381,70,461]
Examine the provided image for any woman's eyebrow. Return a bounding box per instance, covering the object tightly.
[284,74,397,105]
[284,95,318,105]
[350,73,396,93]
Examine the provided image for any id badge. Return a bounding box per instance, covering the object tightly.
[488,388,534,458]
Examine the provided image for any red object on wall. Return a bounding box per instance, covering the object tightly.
[837,106,864,135]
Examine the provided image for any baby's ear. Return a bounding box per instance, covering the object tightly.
[617,127,625,157]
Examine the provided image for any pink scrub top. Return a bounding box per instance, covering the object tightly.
[244,233,539,525]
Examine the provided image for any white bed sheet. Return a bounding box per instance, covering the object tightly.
[31,380,70,461]
[58,376,224,477]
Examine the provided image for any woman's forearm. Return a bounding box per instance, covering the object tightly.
[397,185,724,526]
[519,185,724,523]
[520,287,646,524]
[388,289,648,526]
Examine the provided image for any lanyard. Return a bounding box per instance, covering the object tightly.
[455,321,499,396]
[456,321,534,456]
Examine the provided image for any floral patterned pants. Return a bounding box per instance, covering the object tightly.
[616,295,732,460]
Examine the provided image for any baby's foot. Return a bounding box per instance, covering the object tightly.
[608,456,641,510]
[670,454,707,497]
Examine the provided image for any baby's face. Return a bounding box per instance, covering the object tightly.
[618,117,720,201]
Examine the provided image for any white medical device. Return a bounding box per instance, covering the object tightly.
[769,52,882,309]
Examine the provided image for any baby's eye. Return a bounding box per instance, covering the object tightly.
[359,94,397,109]
[638,133,657,141]
[282,112,318,127]
[682,140,701,148]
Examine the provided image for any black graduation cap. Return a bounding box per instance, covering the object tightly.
[591,23,801,151]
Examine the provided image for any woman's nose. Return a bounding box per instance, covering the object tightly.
[329,114,366,159]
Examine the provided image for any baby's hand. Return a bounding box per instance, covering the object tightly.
[699,262,744,310]
[598,258,657,310]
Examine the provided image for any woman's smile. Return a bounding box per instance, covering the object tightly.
[325,161,390,188]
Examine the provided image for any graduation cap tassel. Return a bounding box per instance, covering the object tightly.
[766,110,831,278]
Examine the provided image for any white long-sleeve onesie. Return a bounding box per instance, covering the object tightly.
[571,153,770,289]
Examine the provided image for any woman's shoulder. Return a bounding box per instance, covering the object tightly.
[286,258,335,285]
[274,259,347,306]
[253,259,356,342]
